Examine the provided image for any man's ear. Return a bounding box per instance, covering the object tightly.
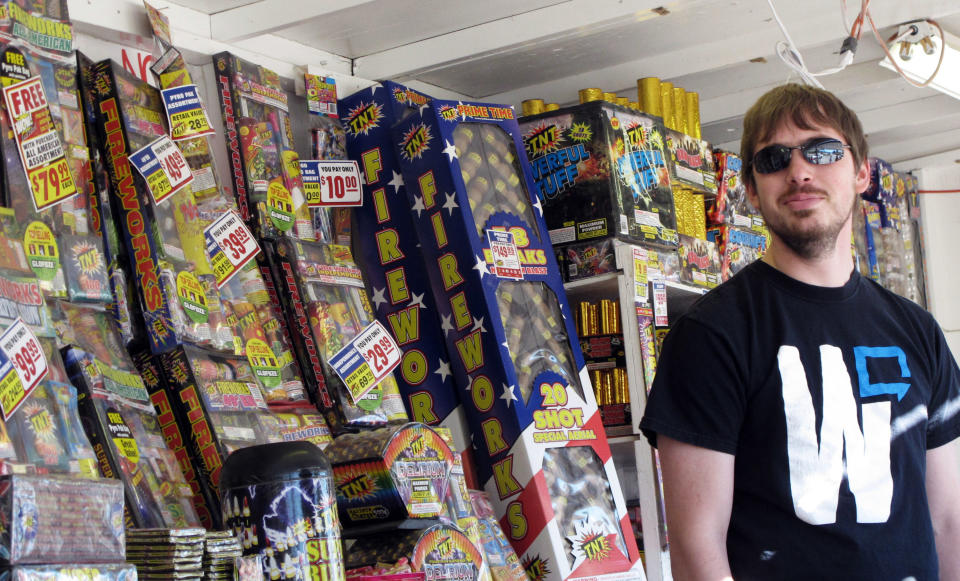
[745,176,759,208]
[854,158,870,194]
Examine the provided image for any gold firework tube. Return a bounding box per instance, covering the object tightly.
[686,91,701,139]
[603,92,618,103]
[638,77,661,116]
[611,299,621,334]
[659,81,674,130]
[616,96,630,108]
[629,101,640,110]
[578,302,590,336]
[599,299,613,334]
[615,368,629,403]
[588,302,599,336]
[579,88,603,103]
[522,99,545,116]
[591,370,605,404]
[672,86,687,135]
[545,103,560,111]
[603,370,614,405]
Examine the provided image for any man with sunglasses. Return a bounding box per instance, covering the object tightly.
[640,84,960,580]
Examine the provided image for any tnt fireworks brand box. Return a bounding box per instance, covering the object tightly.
[324,423,453,530]
[706,225,767,281]
[519,101,676,251]
[340,82,470,453]
[393,99,643,581]
[677,234,721,289]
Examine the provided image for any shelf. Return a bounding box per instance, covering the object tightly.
[562,271,620,298]
[341,518,441,539]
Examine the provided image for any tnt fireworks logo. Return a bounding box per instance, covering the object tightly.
[626,122,664,153]
[523,123,562,158]
[522,555,550,581]
[70,240,103,276]
[335,466,378,501]
[437,104,458,121]
[345,100,383,137]
[568,517,616,570]
[392,86,408,104]
[400,122,432,161]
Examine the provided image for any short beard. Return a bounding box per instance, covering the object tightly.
[763,187,856,260]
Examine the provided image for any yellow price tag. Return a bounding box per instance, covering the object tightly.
[28,157,77,211]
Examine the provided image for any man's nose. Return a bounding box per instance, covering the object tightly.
[786,148,813,183]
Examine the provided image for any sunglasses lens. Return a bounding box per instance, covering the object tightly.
[754,145,791,174]
[803,139,845,165]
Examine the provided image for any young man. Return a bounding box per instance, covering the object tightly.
[639,84,960,580]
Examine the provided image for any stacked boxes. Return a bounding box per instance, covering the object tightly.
[341,82,470,451]
[519,101,674,282]
[392,99,642,581]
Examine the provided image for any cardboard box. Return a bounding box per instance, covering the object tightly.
[706,225,767,281]
[265,238,408,433]
[677,234,721,289]
[393,99,642,581]
[154,344,287,515]
[325,423,453,529]
[708,151,761,229]
[664,129,717,196]
[341,82,472,454]
[520,101,676,249]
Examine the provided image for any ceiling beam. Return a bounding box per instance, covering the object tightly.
[865,127,960,165]
[893,148,960,172]
[352,0,673,82]
[210,0,377,43]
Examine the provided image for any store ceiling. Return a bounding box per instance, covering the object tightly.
[175,0,960,171]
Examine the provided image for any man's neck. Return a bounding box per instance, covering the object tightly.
[762,237,855,287]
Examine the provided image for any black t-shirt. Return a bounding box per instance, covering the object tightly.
[640,260,960,580]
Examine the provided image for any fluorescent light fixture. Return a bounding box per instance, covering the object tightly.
[880,31,960,100]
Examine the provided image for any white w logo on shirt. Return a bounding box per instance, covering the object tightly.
[778,345,895,525]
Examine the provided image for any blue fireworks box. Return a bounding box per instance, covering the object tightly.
[391,99,643,581]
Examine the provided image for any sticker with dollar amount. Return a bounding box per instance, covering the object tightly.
[300,160,362,207]
[204,210,261,288]
[328,320,401,405]
[0,318,48,419]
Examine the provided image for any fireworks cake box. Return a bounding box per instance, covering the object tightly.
[57,302,201,530]
[341,81,471,454]
[392,100,643,581]
[708,151,761,229]
[676,234,721,289]
[664,130,717,196]
[519,101,676,250]
[346,523,483,581]
[324,422,453,529]
[706,225,767,282]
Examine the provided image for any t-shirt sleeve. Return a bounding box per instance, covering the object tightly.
[639,316,745,455]
[926,321,960,449]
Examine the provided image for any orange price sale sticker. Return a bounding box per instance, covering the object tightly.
[2,76,77,211]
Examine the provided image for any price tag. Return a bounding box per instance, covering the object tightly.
[328,321,401,405]
[161,84,215,141]
[2,76,78,212]
[204,210,261,288]
[0,319,48,419]
[486,229,523,280]
[129,135,193,205]
[300,160,362,207]
[632,246,648,301]
[652,280,669,327]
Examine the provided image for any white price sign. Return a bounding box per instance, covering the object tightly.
[0,319,48,419]
[129,135,193,205]
[204,210,261,288]
[652,280,669,327]
[301,160,362,207]
[329,320,401,405]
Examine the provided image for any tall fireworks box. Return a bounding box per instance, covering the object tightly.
[340,82,471,456]
[519,101,675,281]
[392,100,643,581]
[151,344,288,526]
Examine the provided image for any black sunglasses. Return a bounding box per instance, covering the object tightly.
[752,138,852,175]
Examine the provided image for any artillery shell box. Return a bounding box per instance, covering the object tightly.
[393,100,643,581]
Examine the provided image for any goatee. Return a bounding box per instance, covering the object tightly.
[766,186,855,260]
